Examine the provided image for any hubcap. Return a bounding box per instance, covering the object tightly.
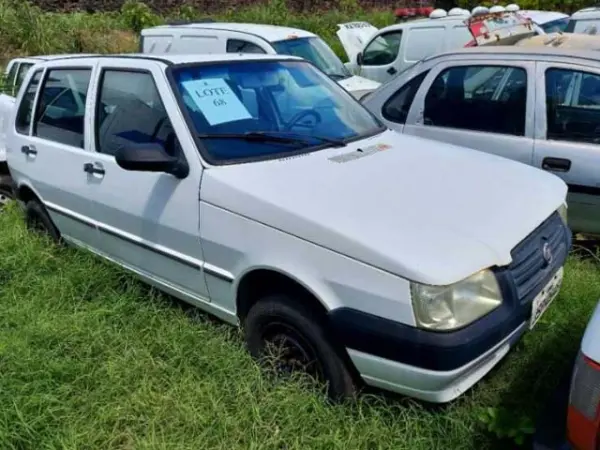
[261,322,324,381]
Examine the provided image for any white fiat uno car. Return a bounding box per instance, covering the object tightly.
[6,53,571,402]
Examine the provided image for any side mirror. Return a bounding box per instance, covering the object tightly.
[356,52,363,66]
[115,143,189,179]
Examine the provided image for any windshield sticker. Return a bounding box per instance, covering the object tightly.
[329,143,391,163]
[181,78,251,126]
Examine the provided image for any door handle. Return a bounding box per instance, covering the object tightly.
[387,67,397,76]
[542,157,571,172]
[83,163,105,175]
[21,145,37,155]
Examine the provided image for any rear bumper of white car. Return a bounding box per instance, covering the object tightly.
[328,210,572,403]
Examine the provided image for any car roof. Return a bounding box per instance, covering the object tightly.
[142,22,316,42]
[518,10,569,24]
[426,46,600,63]
[14,54,97,62]
[571,7,600,19]
[34,53,303,66]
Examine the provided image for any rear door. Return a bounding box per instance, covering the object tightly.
[534,61,600,235]
[402,58,536,166]
[7,60,99,247]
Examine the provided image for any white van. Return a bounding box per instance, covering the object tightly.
[140,22,380,100]
[338,13,474,84]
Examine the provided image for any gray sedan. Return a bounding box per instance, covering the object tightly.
[362,46,600,236]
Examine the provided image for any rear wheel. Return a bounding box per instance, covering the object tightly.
[0,175,14,209]
[244,294,358,400]
[25,199,61,243]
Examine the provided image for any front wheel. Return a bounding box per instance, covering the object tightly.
[244,294,358,400]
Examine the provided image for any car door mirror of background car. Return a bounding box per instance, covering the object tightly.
[356,51,363,66]
[115,143,189,179]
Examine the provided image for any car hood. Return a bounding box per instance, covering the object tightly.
[338,75,381,98]
[200,130,567,285]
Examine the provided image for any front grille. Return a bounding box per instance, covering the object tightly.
[507,211,570,304]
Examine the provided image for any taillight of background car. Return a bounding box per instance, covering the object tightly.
[567,351,600,449]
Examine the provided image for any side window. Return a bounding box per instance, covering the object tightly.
[96,70,178,157]
[382,70,430,123]
[33,68,91,148]
[546,68,600,143]
[362,31,403,66]
[423,65,527,136]
[3,63,19,95]
[14,63,33,95]
[226,39,266,54]
[15,69,43,135]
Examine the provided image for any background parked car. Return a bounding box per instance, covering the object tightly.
[362,46,600,237]
[534,299,600,450]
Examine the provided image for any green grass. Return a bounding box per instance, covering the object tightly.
[0,204,599,449]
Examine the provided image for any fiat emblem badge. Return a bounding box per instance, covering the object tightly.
[542,242,553,265]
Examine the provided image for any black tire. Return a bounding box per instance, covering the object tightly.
[244,294,358,400]
[25,199,61,243]
[0,175,13,209]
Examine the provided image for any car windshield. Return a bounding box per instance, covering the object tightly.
[271,37,351,80]
[169,60,382,163]
[540,17,570,33]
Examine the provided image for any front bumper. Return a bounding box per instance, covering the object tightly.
[348,321,527,403]
[328,211,572,402]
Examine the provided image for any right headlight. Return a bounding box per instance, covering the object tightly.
[410,269,502,331]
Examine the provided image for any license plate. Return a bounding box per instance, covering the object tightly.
[530,267,564,329]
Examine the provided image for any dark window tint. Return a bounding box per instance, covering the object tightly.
[33,69,91,148]
[362,31,403,66]
[546,68,600,144]
[15,69,42,135]
[423,65,527,136]
[226,39,266,54]
[14,63,33,95]
[382,70,429,123]
[96,70,178,157]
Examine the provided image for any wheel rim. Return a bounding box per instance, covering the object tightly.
[260,321,324,381]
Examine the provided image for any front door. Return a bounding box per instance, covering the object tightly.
[356,30,404,83]
[84,60,210,299]
[403,59,536,166]
[534,62,600,235]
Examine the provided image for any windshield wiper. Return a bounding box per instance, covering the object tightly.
[196,131,346,148]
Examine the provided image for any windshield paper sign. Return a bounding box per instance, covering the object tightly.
[466,11,534,46]
[181,78,251,126]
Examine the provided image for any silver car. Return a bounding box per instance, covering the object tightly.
[363,47,600,236]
